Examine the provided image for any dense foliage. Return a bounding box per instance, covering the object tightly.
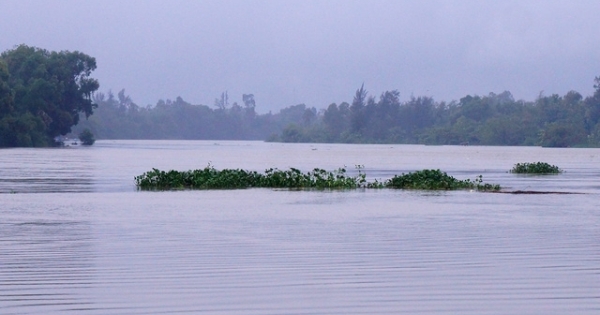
[510,162,561,174]
[78,128,95,146]
[72,90,302,140]
[387,169,499,191]
[0,45,99,147]
[271,79,600,147]
[74,77,600,148]
[135,166,368,190]
[135,166,499,191]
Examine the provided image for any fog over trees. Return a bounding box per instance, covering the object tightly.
[2,44,599,148]
[71,77,600,148]
[272,82,600,147]
[3,1,599,113]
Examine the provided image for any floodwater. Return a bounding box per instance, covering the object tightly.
[1,140,599,314]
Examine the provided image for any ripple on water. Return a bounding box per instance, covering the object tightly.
[0,142,599,314]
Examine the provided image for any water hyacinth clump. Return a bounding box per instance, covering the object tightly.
[135,166,370,190]
[134,167,264,190]
[261,167,370,189]
[510,162,562,174]
[135,166,500,191]
[385,169,500,191]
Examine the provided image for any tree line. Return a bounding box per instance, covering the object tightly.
[73,78,600,148]
[271,81,600,147]
[3,45,600,148]
[71,89,317,141]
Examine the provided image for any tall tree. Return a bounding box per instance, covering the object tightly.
[242,93,256,121]
[0,45,99,146]
[242,93,255,109]
[584,77,600,133]
[214,91,229,111]
[350,84,368,134]
[0,59,13,114]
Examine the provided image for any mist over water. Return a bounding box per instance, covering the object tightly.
[2,1,600,110]
[1,141,599,314]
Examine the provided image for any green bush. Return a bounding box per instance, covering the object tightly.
[79,128,96,146]
[385,169,499,191]
[510,162,561,174]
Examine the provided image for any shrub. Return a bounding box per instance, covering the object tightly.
[510,162,561,174]
[79,128,95,146]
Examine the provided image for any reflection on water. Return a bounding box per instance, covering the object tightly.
[0,141,599,314]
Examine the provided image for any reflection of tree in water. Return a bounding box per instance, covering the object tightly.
[0,220,95,313]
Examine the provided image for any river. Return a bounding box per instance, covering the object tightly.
[1,140,598,314]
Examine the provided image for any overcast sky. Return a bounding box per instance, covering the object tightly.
[1,0,599,112]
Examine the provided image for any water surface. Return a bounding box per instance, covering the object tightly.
[1,141,599,314]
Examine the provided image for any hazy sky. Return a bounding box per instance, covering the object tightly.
[2,0,599,112]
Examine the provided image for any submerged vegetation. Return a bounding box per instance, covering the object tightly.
[135,166,500,191]
[510,162,562,174]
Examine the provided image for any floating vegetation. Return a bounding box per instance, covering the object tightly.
[261,167,371,189]
[134,166,369,190]
[385,169,500,191]
[510,162,561,174]
[134,167,262,190]
[135,166,500,191]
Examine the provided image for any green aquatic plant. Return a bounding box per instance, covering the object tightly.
[384,169,500,191]
[135,165,371,190]
[135,166,500,191]
[134,167,263,190]
[471,175,502,191]
[260,167,364,189]
[510,162,561,174]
